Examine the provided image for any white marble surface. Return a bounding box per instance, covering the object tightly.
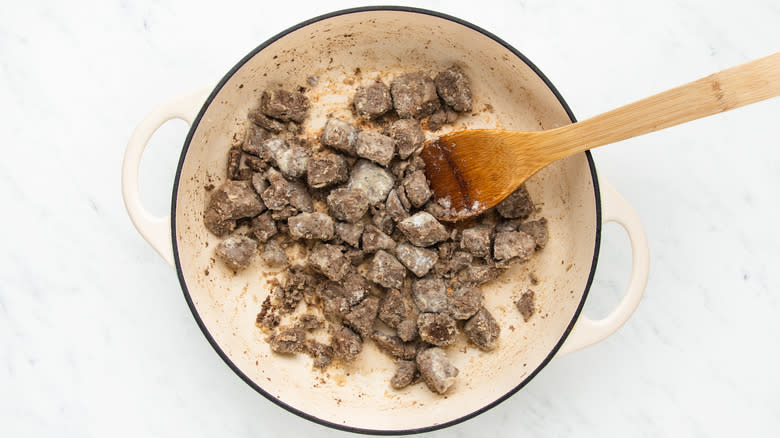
[2,0,779,436]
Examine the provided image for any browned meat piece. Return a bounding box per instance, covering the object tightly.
[342,272,372,305]
[331,326,362,361]
[455,265,501,286]
[371,331,417,359]
[262,168,313,213]
[395,242,438,278]
[390,72,441,119]
[343,296,379,338]
[435,251,473,278]
[227,145,242,179]
[243,155,267,173]
[248,108,285,133]
[496,185,533,219]
[460,225,492,258]
[385,189,409,222]
[242,125,270,157]
[255,296,280,329]
[208,180,266,221]
[250,212,277,243]
[396,318,418,342]
[371,205,394,235]
[388,119,424,160]
[412,278,449,313]
[416,348,458,394]
[368,250,406,289]
[327,188,369,223]
[402,170,432,208]
[347,160,395,205]
[390,360,417,389]
[378,289,407,328]
[397,212,448,247]
[356,131,395,167]
[251,172,268,196]
[261,239,289,267]
[345,249,366,266]
[318,281,352,319]
[516,289,535,322]
[273,282,302,314]
[353,82,392,119]
[519,218,549,249]
[493,231,536,262]
[298,314,324,331]
[288,212,335,241]
[308,244,350,281]
[417,312,457,346]
[275,145,309,180]
[335,222,364,248]
[270,205,299,221]
[362,225,396,253]
[235,169,254,180]
[268,327,305,354]
[463,307,500,350]
[203,208,236,236]
[406,154,426,174]
[321,117,358,156]
[426,109,448,131]
[438,241,456,260]
[260,89,309,123]
[215,235,257,271]
[449,286,483,320]
[434,65,473,112]
[494,218,521,233]
[307,151,349,189]
[303,339,333,370]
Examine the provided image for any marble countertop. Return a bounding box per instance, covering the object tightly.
[2,0,778,436]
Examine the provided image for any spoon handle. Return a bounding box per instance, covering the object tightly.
[545,52,780,158]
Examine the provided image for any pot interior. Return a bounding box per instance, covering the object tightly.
[173,8,599,433]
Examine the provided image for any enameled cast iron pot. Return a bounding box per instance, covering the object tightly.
[122,7,649,434]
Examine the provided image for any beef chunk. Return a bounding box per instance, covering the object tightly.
[426,109,448,131]
[268,327,305,354]
[519,218,548,249]
[288,212,335,241]
[417,312,457,347]
[416,348,458,394]
[395,243,438,277]
[343,271,372,304]
[243,155,267,172]
[227,145,242,179]
[496,185,533,219]
[321,118,358,155]
[402,170,432,208]
[251,172,268,196]
[412,278,449,313]
[331,326,362,361]
[248,108,285,133]
[385,189,409,222]
[262,168,313,212]
[463,307,500,351]
[243,125,270,157]
[362,225,396,253]
[353,82,392,119]
[343,296,379,338]
[495,218,521,233]
[319,281,352,319]
[368,250,406,289]
[215,235,257,271]
[516,289,535,322]
[396,318,419,342]
[261,239,289,267]
[436,251,473,277]
[208,180,266,221]
[275,145,309,179]
[493,231,536,262]
[270,205,298,221]
[397,212,448,247]
[335,222,364,248]
[390,72,440,119]
[303,339,333,370]
[449,286,483,320]
[250,212,277,242]
[390,360,417,389]
[356,131,395,167]
[378,289,407,328]
[307,151,349,189]
[455,265,501,286]
[388,119,425,160]
[274,282,303,314]
[371,205,394,235]
[460,225,492,258]
[371,331,417,360]
[308,244,350,281]
[327,188,369,223]
[260,89,309,123]
[204,208,236,236]
[345,248,367,266]
[434,65,473,112]
[347,160,395,205]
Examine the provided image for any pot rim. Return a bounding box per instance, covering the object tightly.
[170,5,602,435]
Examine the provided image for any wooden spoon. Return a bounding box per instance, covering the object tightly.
[421,52,780,221]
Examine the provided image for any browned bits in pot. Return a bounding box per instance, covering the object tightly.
[260,89,309,123]
[215,235,257,271]
[307,151,349,189]
[417,312,457,347]
[416,348,458,394]
[327,188,369,223]
[368,250,406,289]
[516,289,536,322]
[434,65,473,113]
[356,131,395,167]
[353,82,392,119]
[321,117,358,156]
[390,72,441,119]
[390,360,417,389]
[395,242,438,278]
[388,119,425,159]
[496,184,533,219]
[378,289,407,328]
[288,212,335,241]
[463,307,500,351]
[493,231,536,262]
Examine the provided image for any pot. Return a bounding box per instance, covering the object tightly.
[121,6,649,434]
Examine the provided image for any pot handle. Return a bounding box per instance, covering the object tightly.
[121,88,210,267]
[557,175,649,356]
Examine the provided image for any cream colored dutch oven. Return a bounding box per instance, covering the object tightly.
[121,7,649,434]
